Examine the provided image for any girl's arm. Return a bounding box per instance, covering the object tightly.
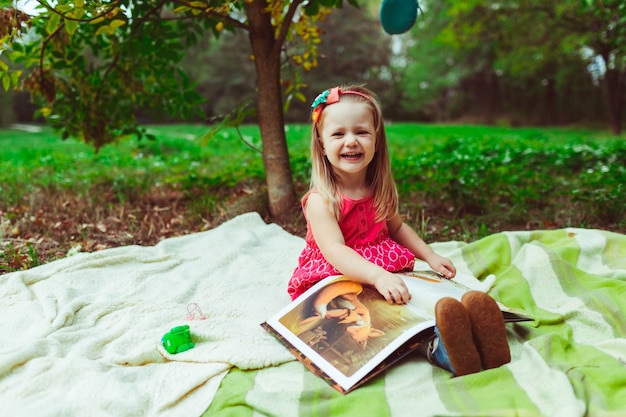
[387,214,456,279]
[305,193,411,304]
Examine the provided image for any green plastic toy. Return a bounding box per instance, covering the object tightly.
[162,325,195,354]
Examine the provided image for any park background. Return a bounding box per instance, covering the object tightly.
[0,0,624,272]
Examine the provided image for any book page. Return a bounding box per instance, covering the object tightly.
[265,276,435,392]
[402,271,470,317]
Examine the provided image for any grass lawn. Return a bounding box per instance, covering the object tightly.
[1,123,624,272]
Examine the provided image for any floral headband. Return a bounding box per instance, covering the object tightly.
[311,87,372,123]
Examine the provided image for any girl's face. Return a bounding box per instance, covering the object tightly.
[318,100,376,182]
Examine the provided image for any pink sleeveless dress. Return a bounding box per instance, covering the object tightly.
[288,192,415,299]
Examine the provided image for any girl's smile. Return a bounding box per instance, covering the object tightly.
[341,152,364,161]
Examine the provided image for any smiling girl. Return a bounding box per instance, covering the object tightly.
[287,85,511,377]
[288,85,455,303]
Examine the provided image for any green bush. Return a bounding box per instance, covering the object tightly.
[1,123,624,244]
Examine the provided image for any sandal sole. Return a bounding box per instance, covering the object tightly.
[461,291,511,369]
[435,297,481,376]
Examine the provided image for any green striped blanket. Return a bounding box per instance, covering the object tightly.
[205,228,626,417]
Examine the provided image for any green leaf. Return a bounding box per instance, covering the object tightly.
[2,74,10,91]
[304,1,319,16]
[11,70,21,85]
[65,19,79,35]
[47,12,61,35]
[294,91,307,102]
[72,7,85,19]
[110,20,126,30]
[11,42,24,53]
[95,26,108,36]
[94,19,125,36]
[56,5,73,13]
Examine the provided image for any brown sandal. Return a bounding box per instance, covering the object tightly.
[434,297,481,376]
[461,291,511,370]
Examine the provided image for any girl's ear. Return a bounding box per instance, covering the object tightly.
[316,132,326,155]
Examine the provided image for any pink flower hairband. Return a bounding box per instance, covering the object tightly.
[311,87,372,123]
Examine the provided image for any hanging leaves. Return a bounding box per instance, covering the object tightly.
[94,19,126,36]
[0,0,360,151]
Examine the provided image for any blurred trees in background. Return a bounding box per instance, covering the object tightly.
[179,2,391,123]
[1,0,624,131]
[407,0,624,133]
[0,0,626,133]
[451,0,620,134]
[173,0,625,131]
[397,0,607,126]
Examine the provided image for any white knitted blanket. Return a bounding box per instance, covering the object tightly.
[0,213,302,417]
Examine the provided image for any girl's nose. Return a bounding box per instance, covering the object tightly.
[345,133,358,146]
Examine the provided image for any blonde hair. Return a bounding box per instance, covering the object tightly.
[308,85,399,222]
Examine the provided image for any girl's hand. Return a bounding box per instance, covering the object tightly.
[426,254,456,279]
[374,273,412,304]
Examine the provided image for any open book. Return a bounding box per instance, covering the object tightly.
[261,271,532,394]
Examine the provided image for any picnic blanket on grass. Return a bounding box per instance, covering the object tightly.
[1,212,625,417]
[206,225,626,417]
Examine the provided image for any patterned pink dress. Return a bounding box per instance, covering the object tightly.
[288,191,415,299]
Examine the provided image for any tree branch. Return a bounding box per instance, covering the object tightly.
[169,0,249,31]
[36,0,123,23]
[38,18,64,99]
[275,0,303,48]
[95,0,169,103]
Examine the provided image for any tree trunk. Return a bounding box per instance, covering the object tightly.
[477,70,497,125]
[488,69,501,123]
[604,68,623,135]
[600,52,623,135]
[245,0,298,219]
[543,77,557,125]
